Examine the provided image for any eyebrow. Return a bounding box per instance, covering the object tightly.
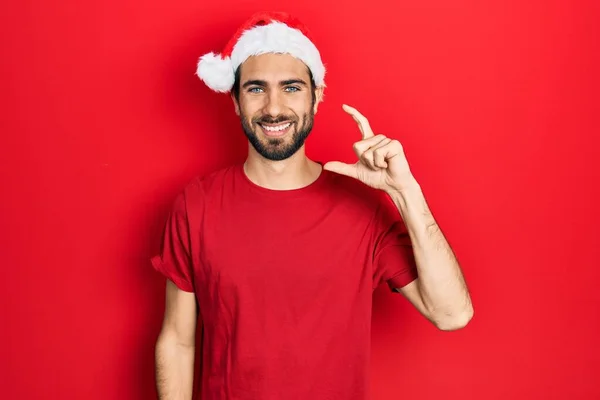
[242,79,308,88]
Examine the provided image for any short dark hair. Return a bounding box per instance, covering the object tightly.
[231,63,317,104]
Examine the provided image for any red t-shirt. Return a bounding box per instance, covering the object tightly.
[151,162,418,400]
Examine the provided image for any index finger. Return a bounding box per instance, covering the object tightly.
[342,104,374,139]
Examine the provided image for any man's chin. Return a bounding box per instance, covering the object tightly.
[253,137,302,161]
[242,118,312,161]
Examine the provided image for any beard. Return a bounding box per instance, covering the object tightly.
[240,109,315,161]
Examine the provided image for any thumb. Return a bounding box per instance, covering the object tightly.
[323,161,357,178]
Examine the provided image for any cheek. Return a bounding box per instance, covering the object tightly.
[239,96,263,116]
[289,95,312,115]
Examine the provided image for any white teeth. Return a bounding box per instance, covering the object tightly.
[261,123,291,132]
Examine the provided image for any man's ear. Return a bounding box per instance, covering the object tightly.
[313,86,325,114]
[232,93,240,116]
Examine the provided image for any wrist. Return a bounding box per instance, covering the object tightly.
[385,176,422,198]
[385,178,429,224]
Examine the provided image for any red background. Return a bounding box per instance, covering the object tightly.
[1,1,599,399]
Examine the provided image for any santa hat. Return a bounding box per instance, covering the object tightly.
[196,11,326,93]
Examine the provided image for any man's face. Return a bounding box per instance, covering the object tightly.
[233,53,323,161]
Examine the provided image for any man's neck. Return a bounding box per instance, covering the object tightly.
[243,148,322,191]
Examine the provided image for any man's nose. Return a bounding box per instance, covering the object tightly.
[264,90,283,117]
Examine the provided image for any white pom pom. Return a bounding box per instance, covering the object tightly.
[196,52,235,93]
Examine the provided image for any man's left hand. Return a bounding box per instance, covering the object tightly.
[323,104,417,193]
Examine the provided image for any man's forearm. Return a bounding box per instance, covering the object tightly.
[155,333,195,400]
[387,178,473,329]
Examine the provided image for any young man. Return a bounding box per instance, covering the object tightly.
[151,11,473,400]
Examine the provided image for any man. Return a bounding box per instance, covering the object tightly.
[151,11,473,400]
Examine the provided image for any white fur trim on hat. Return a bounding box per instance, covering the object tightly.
[196,52,235,93]
[196,21,326,93]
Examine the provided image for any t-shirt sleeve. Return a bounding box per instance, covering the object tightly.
[151,192,195,293]
[372,193,418,291]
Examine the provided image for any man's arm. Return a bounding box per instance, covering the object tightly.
[388,180,473,331]
[155,279,198,399]
[323,104,473,331]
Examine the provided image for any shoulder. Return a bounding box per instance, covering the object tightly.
[184,164,235,192]
[323,171,389,213]
[175,163,240,210]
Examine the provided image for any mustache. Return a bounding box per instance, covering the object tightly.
[253,115,297,124]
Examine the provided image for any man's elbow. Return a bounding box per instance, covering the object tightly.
[156,326,196,352]
[433,305,474,331]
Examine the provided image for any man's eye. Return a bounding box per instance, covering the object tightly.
[285,86,300,92]
[248,87,263,93]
